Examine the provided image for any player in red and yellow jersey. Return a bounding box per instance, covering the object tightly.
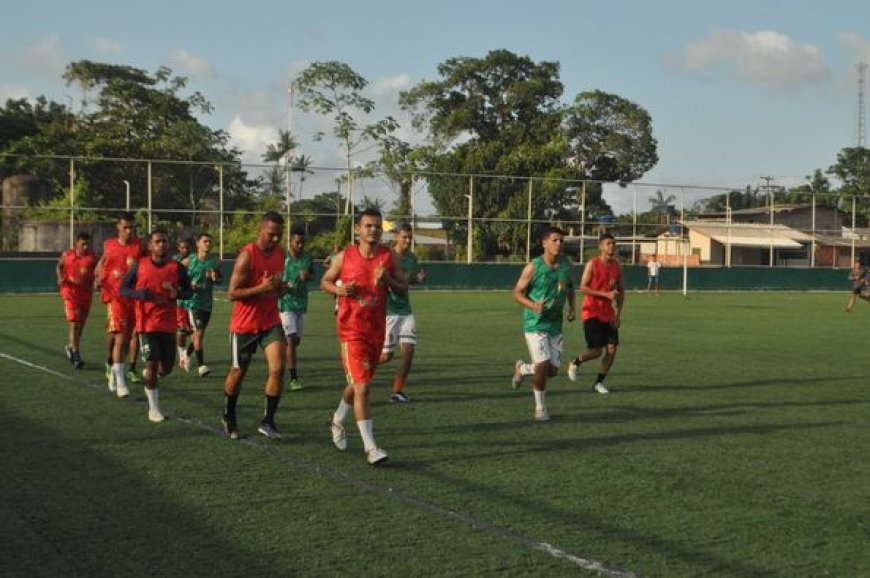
[121,229,193,422]
[56,232,97,369]
[222,212,288,441]
[321,208,407,465]
[94,212,144,399]
[567,232,624,394]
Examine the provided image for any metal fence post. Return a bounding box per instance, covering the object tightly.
[525,179,533,262]
[69,158,75,247]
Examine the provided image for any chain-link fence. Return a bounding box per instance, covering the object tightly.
[2,154,869,267]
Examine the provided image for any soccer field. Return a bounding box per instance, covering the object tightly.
[0,291,867,577]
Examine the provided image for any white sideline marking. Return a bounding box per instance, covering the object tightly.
[0,349,638,578]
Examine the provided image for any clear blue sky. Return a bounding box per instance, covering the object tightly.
[3,0,869,214]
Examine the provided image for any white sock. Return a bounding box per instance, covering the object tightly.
[520,363,535,376]
[533,389,546,411]
[144,387,159,411]
[177,347,186,357]
[112,363,127,388]
[357,419,376,453]
[333,400,352,424]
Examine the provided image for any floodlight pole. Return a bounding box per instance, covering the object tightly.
[579,182,586,264]
[525,179,533,262]
[851,196,857,265]
[123,180,130,210]
[69,158,75,248]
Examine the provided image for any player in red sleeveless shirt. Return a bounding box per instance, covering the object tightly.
[321,208,407,465]
[56,232,97,369]
[222,212,288,441]
[95,212,145,399]
[121,229,193,422]
[567,233,625,394]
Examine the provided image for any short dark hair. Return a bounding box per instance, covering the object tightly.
[117,211,136,223]
[356,207,382,223]
[177,237,192,247]
[395,222,413,234]
[150,228,169,240]
[541,226,565,241]
[262,211,284,225]
[599,232,615,241]
[290,226,306,238]
[75,232,91,242]
[197,232,212,241]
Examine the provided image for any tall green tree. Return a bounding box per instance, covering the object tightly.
[828,147,870,225]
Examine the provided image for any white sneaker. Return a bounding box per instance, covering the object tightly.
[594,382,610,394]
[366,447,388,465]
[511,360,523,389]
[148,408,166,422]
[567,361,580,382]
[198,365,211,377]
[534,408,551,421]
[116,383,130,399]
[178,351,190,372]
[330,419,347,451]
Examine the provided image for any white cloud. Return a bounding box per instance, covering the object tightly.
[17,33,67,75]
[227,115,277,165]
[840,32,870,63]
[92,37,122,55]
[167,49,216,79]
[669,29,830,90]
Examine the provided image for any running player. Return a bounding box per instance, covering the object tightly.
[222,212,287,440]
[279,227,314,391]
[173,237,194,371]
[56,232,97,369]
[567,232,624,394]
[95,212,144,398]
[321,208,407,465]
[845,260,868,312]
[121,229,193,422]
[511,226,576,420]
[184,233,221,376]
[379,222,426,403]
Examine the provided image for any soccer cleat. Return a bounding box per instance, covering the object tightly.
[366,447,389,465]
[330,419,347,451]
[71,351,84,369]
[534,408,551,421]
[257,422,283,440]
[222,416,241,440]
[64,345,73,364]
[178,351,190,372]
[197,365,211,377]
[116,383,130,399]
[594,382,610,395]
[389,392,410,403]
[105,363,116,393]
[148,408,166,422]
[567,360,581,382]
[511,360,524,389]
[127,370,142,384]
[288,377,303,391]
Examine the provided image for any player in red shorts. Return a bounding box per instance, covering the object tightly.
[121,229,193,422]
[321,208,407,465]
[56,232,97,369]
[95,212,144,398]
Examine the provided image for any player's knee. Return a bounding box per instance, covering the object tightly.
[379,351,393,364]
[606,344,618,355]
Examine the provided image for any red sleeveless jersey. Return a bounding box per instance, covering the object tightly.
[133,257,183,333]
[581,256,622,322]
[229,243,285,334]
[61,249,96,303]
[101,238,142,303]
[337,245,394,347]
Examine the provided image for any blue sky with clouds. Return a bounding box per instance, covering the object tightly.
[2,0,869,214]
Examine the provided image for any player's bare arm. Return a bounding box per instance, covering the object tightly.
[382,251,409,293]
[512,262,544,316]
[93,253,105,290]
[566,263,577,322]
[321,251,356,296]
[56,253,66,286]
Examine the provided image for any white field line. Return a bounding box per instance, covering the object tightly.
[0,350,638,578]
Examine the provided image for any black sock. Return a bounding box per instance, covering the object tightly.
[573,356,583,365]
[263,395,280,425]
[224,392,239,422]
[107,356,113,365]
[289,367,298,380]
[195,349,204,366]
[187,343,195,357]
[596,373,607,383]
[129,361,136,372]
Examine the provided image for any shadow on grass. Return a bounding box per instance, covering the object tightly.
[0,405,281,576]
[620,375,865,393]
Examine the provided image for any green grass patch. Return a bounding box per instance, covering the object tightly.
[1,291,868,577]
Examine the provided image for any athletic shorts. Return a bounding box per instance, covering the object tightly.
[853,286,863,295]
[176,306,193,334]
[583,318,619,349]
[341,340,380,387]
[64,298,92,324]
[188,308,212,332]
[649,275,659,283]
[139,332,175,369]
[106,298,135,336]
[382,314,417,354]
[524,332,563,366]
[280,311,305,338]
[230,324,284,369]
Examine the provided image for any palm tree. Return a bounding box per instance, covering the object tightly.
[262,129,296,204]
[290,154,315,201]
[649,190,676,224]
